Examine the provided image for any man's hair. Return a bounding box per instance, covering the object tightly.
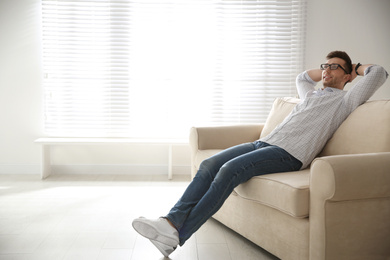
[326,50,352,74]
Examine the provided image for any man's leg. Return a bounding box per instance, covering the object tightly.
[165,142,257,229]
[132,142,257,253]
[176,143,302,245]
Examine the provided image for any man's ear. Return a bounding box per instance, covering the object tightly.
[345,74,352,83]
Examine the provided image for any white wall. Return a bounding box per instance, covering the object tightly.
[1,0,389,175]
[305,0,390,99]
[0,0,191,176]
[0,0,43,174]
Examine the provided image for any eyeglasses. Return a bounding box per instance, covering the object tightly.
[320,63,349,74]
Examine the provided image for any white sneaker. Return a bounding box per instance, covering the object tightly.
[150,240,176,257]
[132,217,179,247]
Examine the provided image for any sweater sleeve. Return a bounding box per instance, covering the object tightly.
[343,65,388,112]
[296,71,317,99]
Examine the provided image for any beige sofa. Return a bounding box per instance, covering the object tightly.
[189,97,390,260]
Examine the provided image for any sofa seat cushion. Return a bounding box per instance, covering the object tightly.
[195,149,311,218]
[233,169,310,218]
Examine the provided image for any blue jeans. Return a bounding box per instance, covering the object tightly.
[165,141,302,246]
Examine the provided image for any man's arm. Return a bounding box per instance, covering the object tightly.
[296,71,317,99]
[348,63,373,83]
[306,69,322,82]
[344,64,388,111]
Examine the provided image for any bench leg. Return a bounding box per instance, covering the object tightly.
[168,144,173,180]
[41,145,51,179]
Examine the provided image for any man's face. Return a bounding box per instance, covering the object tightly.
[322,57,350,90]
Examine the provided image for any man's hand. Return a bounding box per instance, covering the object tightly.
[349,64,358,82]
[349,64,373,82]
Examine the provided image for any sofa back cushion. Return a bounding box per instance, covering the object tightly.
[320,99,390,156]
[260,97,390,156]
[260,97,300,138]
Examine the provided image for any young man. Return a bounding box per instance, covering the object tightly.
[132,51,388,257]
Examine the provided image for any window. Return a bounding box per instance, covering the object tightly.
[42,0,306,138]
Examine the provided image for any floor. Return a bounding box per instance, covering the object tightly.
[0,174,279,260]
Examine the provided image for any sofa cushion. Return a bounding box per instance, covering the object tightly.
[234,169,310,218]
[195,149,311,218]
[258,98,390,155]
[260,97,300,138]
[320,99,390,156]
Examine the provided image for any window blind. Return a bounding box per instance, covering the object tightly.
[42,0,306,138]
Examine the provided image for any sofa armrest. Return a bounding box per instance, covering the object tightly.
[309,152,390,260]
[189,124,263,150]
[189,124,263,177]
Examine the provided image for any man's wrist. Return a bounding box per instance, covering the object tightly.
[355,63,362,76]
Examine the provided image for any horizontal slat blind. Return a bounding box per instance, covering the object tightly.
[42,0,306,138]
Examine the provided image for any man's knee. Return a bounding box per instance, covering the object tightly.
[196,158,220,180]
[213,161,239,181]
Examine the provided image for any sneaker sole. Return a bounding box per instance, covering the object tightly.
[150,240,176,257]
[132,219,179,247]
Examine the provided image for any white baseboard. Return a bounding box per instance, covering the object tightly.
[0,164,41,174]
[52,164,191,175]
[0,164,191,175]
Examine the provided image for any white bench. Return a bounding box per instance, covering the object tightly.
[34,138,188,180]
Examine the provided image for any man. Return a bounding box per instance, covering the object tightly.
[132,51,388,257]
